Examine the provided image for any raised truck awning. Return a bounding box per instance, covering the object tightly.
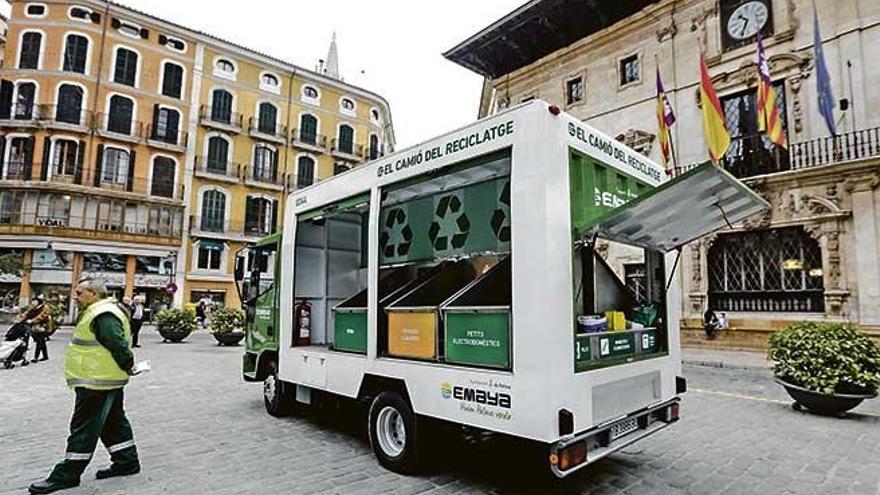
[581,162,770,252]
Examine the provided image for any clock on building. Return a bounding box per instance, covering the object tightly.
[721,0,774,51]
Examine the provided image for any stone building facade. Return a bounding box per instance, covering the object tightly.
[446,0,880,347]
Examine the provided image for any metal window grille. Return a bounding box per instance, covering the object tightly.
[708,227,824,312]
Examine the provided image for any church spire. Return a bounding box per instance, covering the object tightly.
[324,32,340,80]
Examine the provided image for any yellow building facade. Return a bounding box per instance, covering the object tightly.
[0,0,394,321]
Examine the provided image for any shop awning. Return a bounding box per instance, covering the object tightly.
[50,241,176,258]
[582,163,770,252]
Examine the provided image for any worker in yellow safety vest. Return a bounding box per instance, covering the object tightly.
[29,277,141,494]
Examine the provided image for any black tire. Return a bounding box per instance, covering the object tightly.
[368,391,422,474]
[263,360,293,417]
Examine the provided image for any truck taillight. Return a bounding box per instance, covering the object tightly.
[552,441,587,472]
[665,403,680,422]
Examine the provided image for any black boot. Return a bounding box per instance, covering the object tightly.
[96,463,140,479]
[28,479,80,494]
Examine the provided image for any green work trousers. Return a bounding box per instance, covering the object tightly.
[48,387,139,483]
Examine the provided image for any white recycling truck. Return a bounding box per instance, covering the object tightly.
[236,100,768,476]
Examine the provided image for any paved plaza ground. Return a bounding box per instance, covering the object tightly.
[2,328,879,495]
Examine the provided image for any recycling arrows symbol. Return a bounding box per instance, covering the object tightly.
[379,207,412,258]
[429,193,470,252]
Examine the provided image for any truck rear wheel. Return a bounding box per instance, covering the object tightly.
[263,360,293,417]
[368,391,422,474]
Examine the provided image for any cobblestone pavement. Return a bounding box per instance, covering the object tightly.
[2,329,879,495]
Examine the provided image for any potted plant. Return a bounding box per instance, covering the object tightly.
[210,306,246,346]
[769,321,880,416]
[156,308,197,343]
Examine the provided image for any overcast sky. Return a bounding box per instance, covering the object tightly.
[2,1,525,148]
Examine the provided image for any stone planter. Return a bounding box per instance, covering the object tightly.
[212,331,245,346]
[775,377,877,417]
[158,328,192,343]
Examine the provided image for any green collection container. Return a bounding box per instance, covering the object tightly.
[331,267,425,354]
[440,258,512,369]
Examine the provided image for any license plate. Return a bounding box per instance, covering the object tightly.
[609,417,639,440]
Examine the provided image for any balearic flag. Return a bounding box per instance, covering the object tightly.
[756,35,787,148]
[813,6,836,136]
[699,55,730,163]
[655,67,676,171]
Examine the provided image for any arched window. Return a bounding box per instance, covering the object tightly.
[62,34,89,73]
[19,32,42,69]
[150,156,175,198]
[257,102,277,135]
[216,59,235,73]
[101,147,130,185]
[245,196,276,235]
[206,136,229,173]
[369,134,380,160]
[261,73,279,87]
[56,84,84,124]
[303,85,318,99]
[113,47,138,86]
[252,145,277,182]
[340,98,355,111]
[14,82,37,120]
[107,94,134,134]
[200,190,226,232]
[296,156,315,189]
[161,62,184,99]
[299,114,317,144]
[210,89,233,124]
[151,106,180,144]
[337,124,354,154]
[51,139,79,177]
[708,227,825,313]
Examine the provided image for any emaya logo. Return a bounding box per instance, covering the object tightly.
[441,381,511,409]
[440,382,453,399]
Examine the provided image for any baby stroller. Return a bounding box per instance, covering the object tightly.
[1,321,31,369]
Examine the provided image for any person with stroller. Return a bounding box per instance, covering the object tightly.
[24,295,52,362]
[29,277,141,494]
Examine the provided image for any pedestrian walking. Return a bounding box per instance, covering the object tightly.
[130,296,145,348]
[29,277,141,494]
[195,298,208,329]
[27,295,52,362]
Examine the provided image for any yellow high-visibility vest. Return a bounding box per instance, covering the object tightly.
[64,298,131,390]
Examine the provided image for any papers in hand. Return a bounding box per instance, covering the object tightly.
[131,360,151,376]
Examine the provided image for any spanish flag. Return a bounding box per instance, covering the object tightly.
[699,55,730,163]
[756,35,787,148]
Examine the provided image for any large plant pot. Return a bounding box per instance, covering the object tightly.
[212,331,245,346]
[158,328,192,343]
[775,377,877,417]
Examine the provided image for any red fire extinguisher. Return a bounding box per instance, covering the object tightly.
[295,300,312,346]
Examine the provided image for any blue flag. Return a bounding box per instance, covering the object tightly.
[814,8,836,136]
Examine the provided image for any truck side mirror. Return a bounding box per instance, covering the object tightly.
[234,255,245,282]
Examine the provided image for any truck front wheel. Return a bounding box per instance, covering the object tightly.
[368,392,422,473]
[263,360,293,417]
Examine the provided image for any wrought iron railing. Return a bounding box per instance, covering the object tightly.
[189,215,274,237]
[331,139,363,159]
[248,117,288,141]
[290,128,327,149]
[199,105,243,129]
[146,124,188,147]
[194,156,241,180]
[0,213,183,239]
